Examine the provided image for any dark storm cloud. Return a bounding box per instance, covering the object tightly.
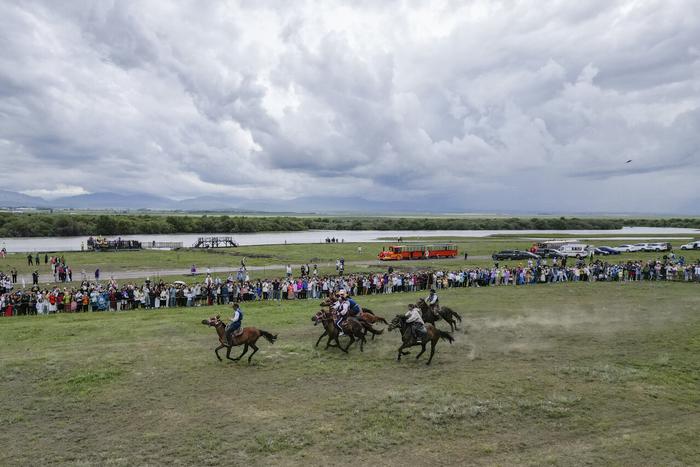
[0,0,698,211]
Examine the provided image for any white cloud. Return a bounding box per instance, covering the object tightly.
[21,184,90,199]
[0,0,698,212]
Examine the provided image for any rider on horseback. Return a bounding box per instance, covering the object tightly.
[405,303,427,342]
[426,288,440,316]
[334,289,361,335]
[225,303,243,345]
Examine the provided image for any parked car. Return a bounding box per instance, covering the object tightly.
[593,247,610,256]
[613,244,644,253]
[534,248,566,258]
[596,246,621,255]
[557,243,592,258]
[680,241,700,250]
[492,250,541,261]
[644,242,672,252]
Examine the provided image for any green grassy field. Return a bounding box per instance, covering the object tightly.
[1,282,699,465]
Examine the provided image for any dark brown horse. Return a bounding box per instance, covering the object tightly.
[201,315,277,363]
[312,309,345,351]
[387,315,454,365]
[317,294,385,340]
[312,309,373,352]
[416,298,462,332]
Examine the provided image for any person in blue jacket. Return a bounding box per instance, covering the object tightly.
[225,303,244,345]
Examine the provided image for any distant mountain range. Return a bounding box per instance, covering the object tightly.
[2,190,698,215]
[0,190,443,214]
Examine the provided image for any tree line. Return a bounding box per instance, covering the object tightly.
[0,212,699,237]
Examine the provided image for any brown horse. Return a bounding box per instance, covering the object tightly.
[387,315,454,365]
[416,298,462,332]
[312,309,371,352]
[312,310,346,351]
[317,294,385,340]
[358,311,388,326]
[201,315,277,363]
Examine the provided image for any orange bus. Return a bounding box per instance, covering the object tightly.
[378,243,458,261]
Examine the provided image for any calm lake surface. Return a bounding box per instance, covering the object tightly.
[1,227,698,252]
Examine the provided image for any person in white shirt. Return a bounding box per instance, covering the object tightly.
[405,304,427,341]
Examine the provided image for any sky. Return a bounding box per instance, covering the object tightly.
[0,0,699,213]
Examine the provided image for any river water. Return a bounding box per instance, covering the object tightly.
[0,227,698,252]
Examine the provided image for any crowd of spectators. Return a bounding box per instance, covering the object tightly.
[1,256,699,317]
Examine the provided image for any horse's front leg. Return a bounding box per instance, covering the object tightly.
[325,330,338,349]
[336,336,348,353]
[316,330,328,347]
[397,342,408,361]
[343,335,355,352]
[215,345,224,361]
[325,334,338,347]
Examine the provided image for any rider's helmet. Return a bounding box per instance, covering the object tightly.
[430,288,436,293]
[338,289,347,298]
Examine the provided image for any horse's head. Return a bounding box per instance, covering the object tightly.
[313,309,332,325]
[202,315,223,327]
[416,298,427,308]
[387,315,403,332]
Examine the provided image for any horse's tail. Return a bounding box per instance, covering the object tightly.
[445,307,462,322]
[376,316,389,325]
[437,329,454,344]
[259,330,277,344]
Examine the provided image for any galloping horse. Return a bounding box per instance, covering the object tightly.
[312,309,375,352]
[318,293,386,340]
[387,315,454,365]
[416,298,463,332]
[312,309,346,351]
[201,315,277,363]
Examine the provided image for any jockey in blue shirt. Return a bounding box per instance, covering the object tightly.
[225,303,243,345]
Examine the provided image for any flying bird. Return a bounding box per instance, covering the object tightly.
[625,159,632,163]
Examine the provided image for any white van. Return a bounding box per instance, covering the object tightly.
[680,241,700,250]
[557,243,592,258]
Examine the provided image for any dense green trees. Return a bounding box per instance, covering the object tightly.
[0,212,698,237]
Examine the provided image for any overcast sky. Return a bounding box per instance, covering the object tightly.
[1,1,698,213]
